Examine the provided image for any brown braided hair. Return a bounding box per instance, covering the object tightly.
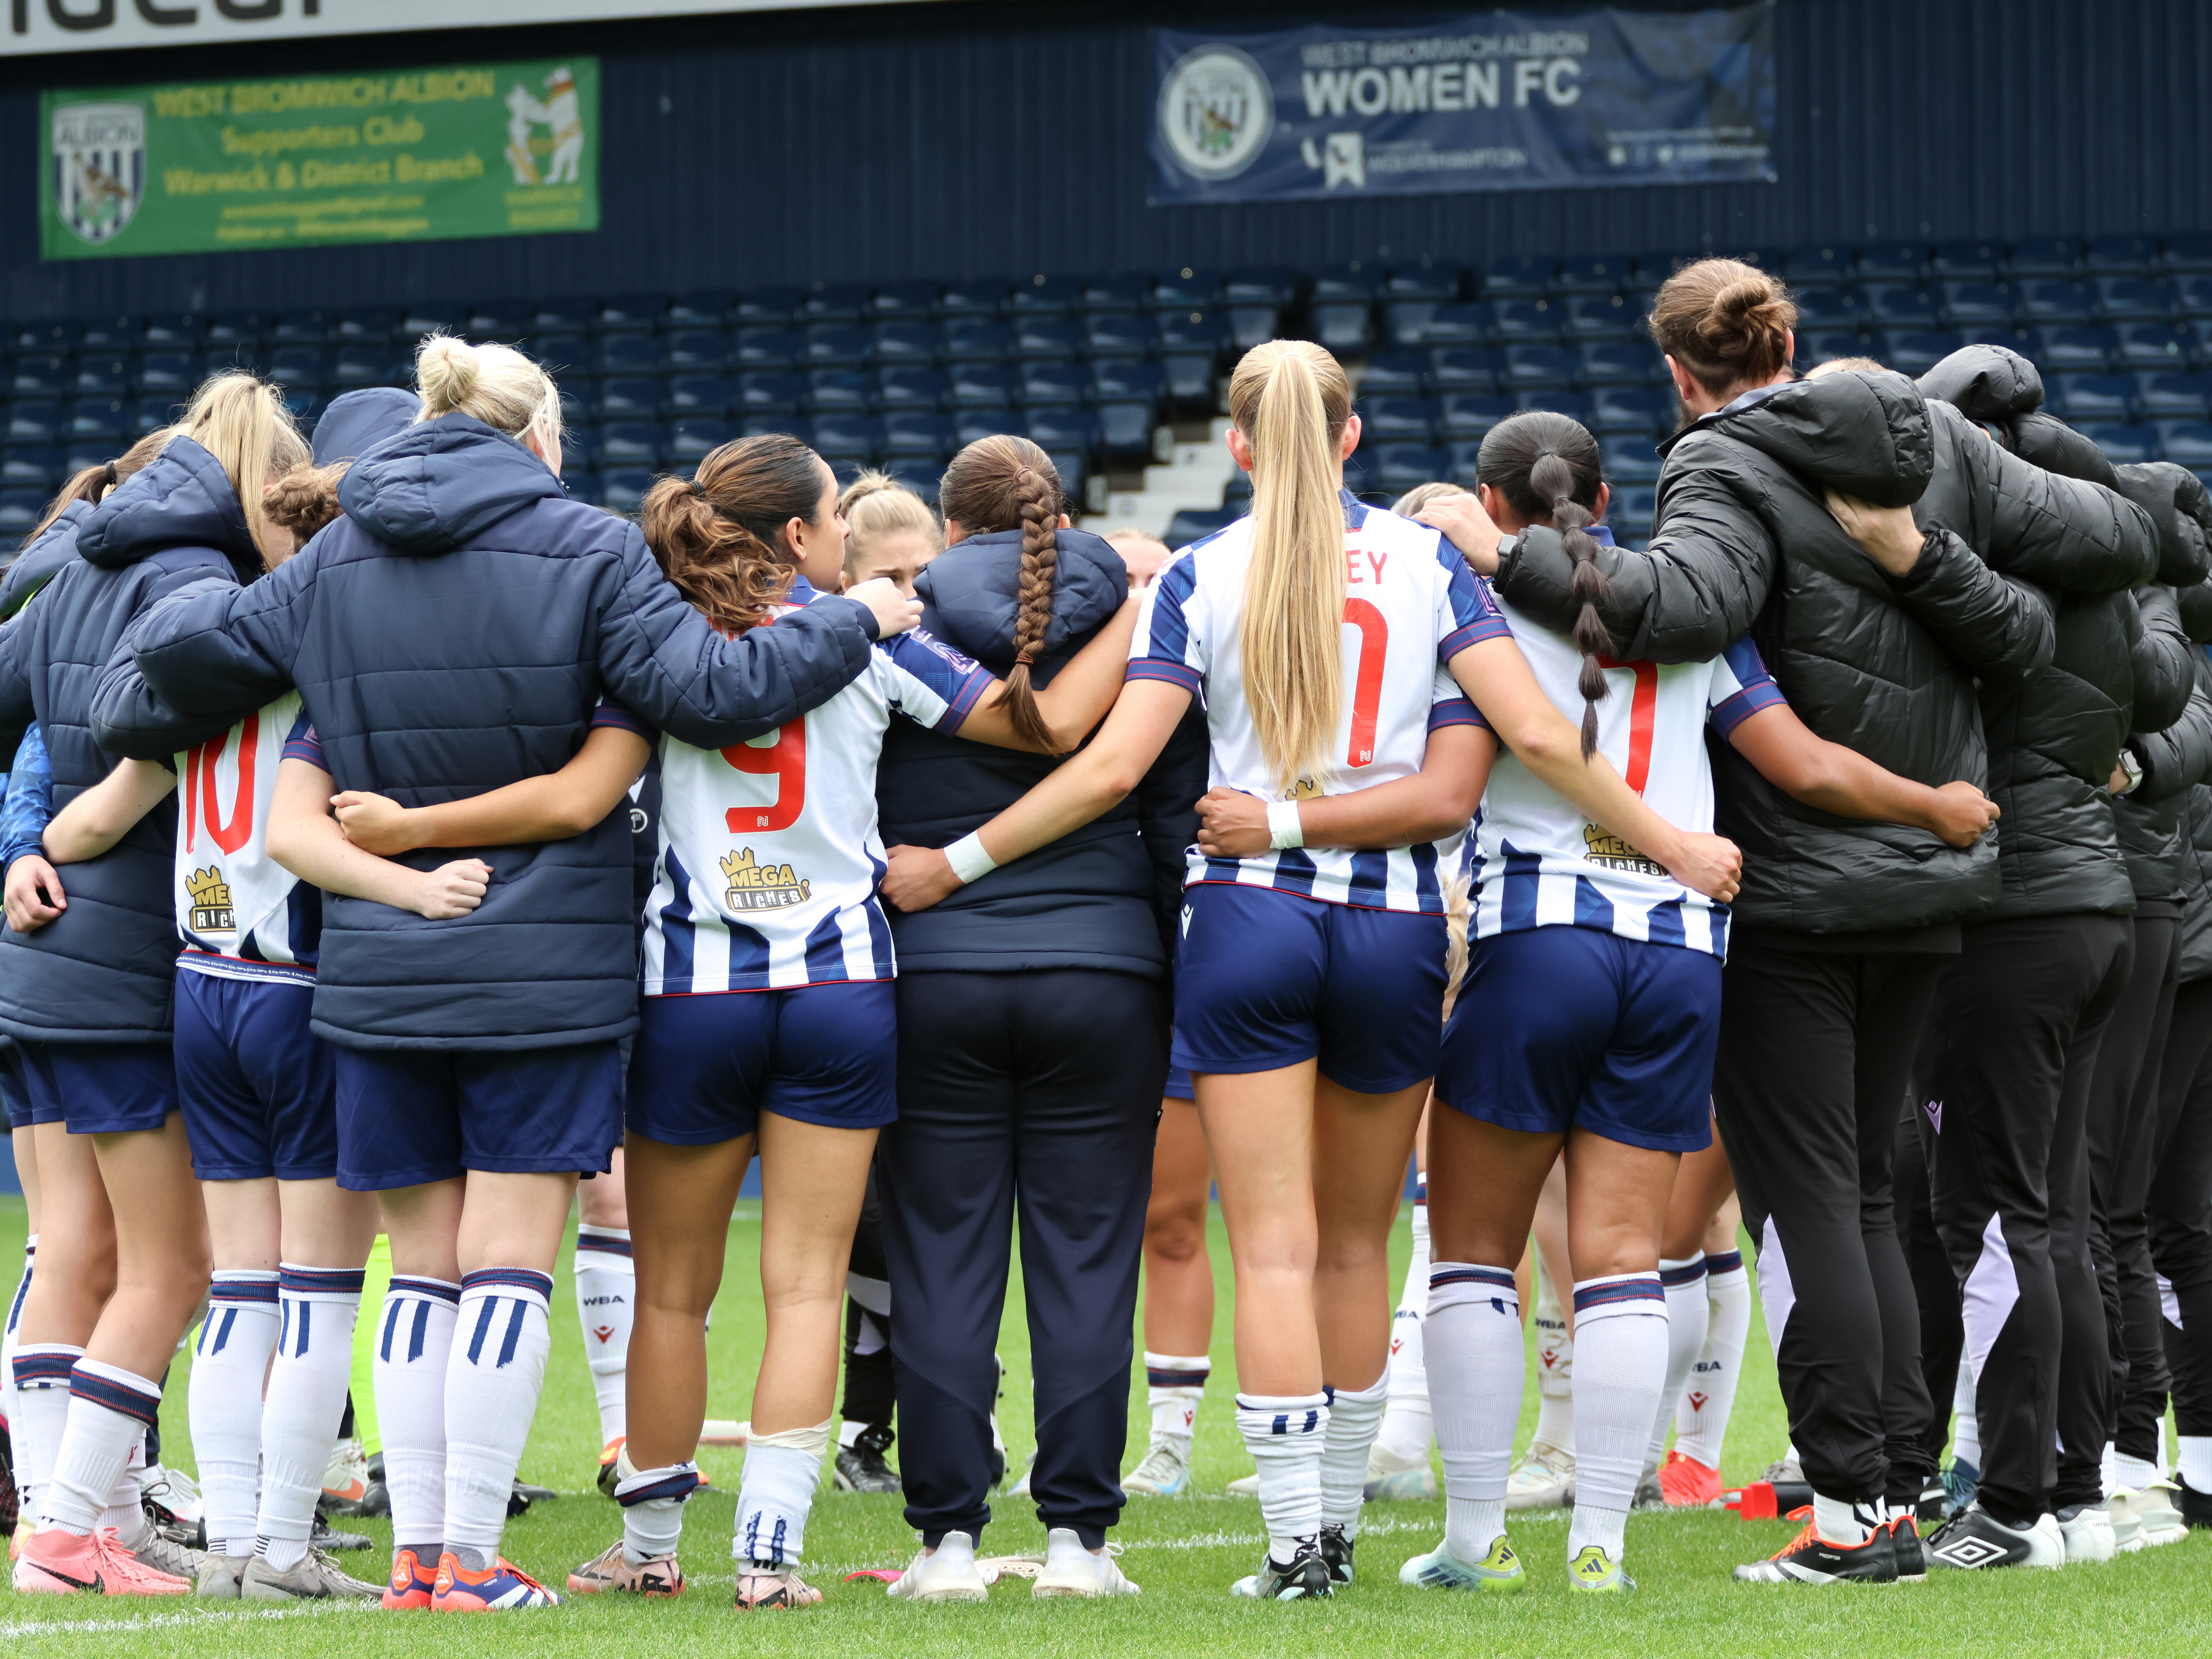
[940,434,1065,752]
[262,461,351,560]
[637,434,822,634]
[1477,412,1612,759]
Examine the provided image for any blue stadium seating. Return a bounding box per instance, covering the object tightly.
[2006,237,2080,278]
[667,332,734,373]
[736,287,806,326]
[806,370,873,412]
[1427,348,1501,392]
[878,366,950,409]
[1602,434,1663,484]
[1930,239,2004,280]
[668,291,736,328]
[1438,393,1513,439]
[2138,372,2212,421]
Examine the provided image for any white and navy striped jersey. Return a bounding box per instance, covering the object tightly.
[639,581,995,995]
[1468,586,1785,958]
[1129,491,1508,914]
[173,694,319,985]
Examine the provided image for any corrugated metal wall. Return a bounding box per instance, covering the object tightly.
[2,0,2205,320]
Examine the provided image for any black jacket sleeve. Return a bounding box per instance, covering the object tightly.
[1953,413,2163,595]
[2134,650,2212,804]
[1488,464,1774,665]
[2129,584,2198,738]
[2115,463,2212,589]
[1884,528,2057,688]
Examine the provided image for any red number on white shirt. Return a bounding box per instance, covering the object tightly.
[1344,598,1388,768]
[183,710,259,856]
[1596,656,1659,795]
[721,718,807,833]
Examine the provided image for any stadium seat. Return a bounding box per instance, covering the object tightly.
[951,407,1011,449]
[2081,421,2159,463]
[1576,341,1655,387]
[0,449,60,489]
[1383,302,1443,350]
[734,328,801,372]
[801,325,869,370]
[1955,324,2041,363]
[1500,345,1576,389]
[11,357,68,400]
[72,355,135,397]
[2093,278,2172,323]
[1359,396,1439,443]
[598,335,669,375]
[2006,237,2080,278]
[1225,269,1300,308]
[1862,284,1940,329]
[561,469,602,506]
[2035,326,2120,371]
[869,322,941,366]
[2113,323,2198,369]
[947,361,1020,407]
[1515,390,1596,426]
[2164,234,2212,274]
[1085,314,1157,359]
[2172,275,2212,320]
[740,414,813,445]
[127,397,176,435]
[332,308,400,343]
[1560,292,1645,340]
[1009,276,1082,316]
[1165,507,1234,546]
[1438,392,1513,439]
[883,411,954,459]
[812,413,884,462]
[857,282,931,324]
[1855,243,1928,282]
[1020,361,1087,407]
[667,291,736,328]
[134,350,199,397]
[13,319,81,353]
[2049,373,2134,421]
[1930,238,2004,280]
[1226,306,1282,352]
[1878,330,1967,376]
[1045,447,1089,502]
[2152,421,2212,467]
[1097,401,1155,463]
[2018,280,2098,325]
[597,378,666,419]
[0,490,48,535]
[1420,304,1495,346]
[801,285,870,325]
[877,366,950,409]
[1612,484,1659,538]
[141,315,203,350]
[2087,235,2159,275]
[265,345,334,390]
[1358,350,1428,395]
[667,375,735,414]
[1601,434,1663,484]
[560,428,600,471]
[880,457,941,502]
[1222,472,1253,508]
[598,295,667,334]
[667,331,734,373]
[669,418,739,463]
[599,422,668,466]
[1938,282,2018,327]
[937,278,1011,318]
[1371,444,1448,494]
[1090,358,1166,410]
[1556,256,1630,295]
[601,468,656,513]
[807,369,874,412]
[277,388,327,427]
[1383,261,1459,305]
[731,288,802,328]
[395,308,457,343]
[1482,256,1556,300]
[1780,243,1853,285]
[529,299,597,335]
[1492,301,1562,342]
[1155,313,1229,361]
[943,320,1015,363]
[2137,373,2212,421]
[1310,264,1380,306]
[1014,317,1084,361]
[1153,269,1224,312]
[266,311,331,345]
[1591,384,1674,435]
[65,398,127,443]
[1076,275,1148,315]
[736,372,807,414]
[203,312,263,351]
[1426,348,1502,392]
[1161,355,1218,408]
[1026,407,1098,457]
[1310,304,1375,357]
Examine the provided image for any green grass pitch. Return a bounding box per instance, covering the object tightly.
[1,1192,2205,1656]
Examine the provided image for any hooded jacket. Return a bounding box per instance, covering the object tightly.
[91,415,881,1051]
[875,526,1207,978]
[2122,636,2212,908]
[312,387,421,467]
[0,437,261,1041]
[1490,369,2057,935]
[0,499,92,625]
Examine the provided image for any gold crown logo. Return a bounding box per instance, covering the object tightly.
[1581,824,1667,877]
[721,847,811,911]
[186,866,231,907]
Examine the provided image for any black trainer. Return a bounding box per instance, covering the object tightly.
[311,1513,374,1553]
[2176,1479,2212,1529]
[1925,1503,2062,1569]
[1733,1518,1897,1584]
[1319,1523,1354,1585]
[834,1423,902,1494]
[1232,1540,1332,1601]
[1888,1514,1927,1581]
[1914,1485,1947,1525]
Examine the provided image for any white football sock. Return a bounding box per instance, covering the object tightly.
[103,1437,150,1550]
[1531,1255,1575,1456]
[1426,1262,1521,1563]
[443,1269,553,1565]
[1,1236,33,1513]
[2179,1435,2212,1494]
[1144,1351,1208,1444]
[1951,1364,1980,1467]
[374,1275,459,1555]
[1236,1391,1330,1564]
[1565,1274,1667,1562]
[736,1419,830,1566]
[256,1265,364,1572]
[1374,1187,1433,1462]
[10,1341,77,1523]
[41,1359,161,1536]
[616,1452,701,1563]
[573,1227,634,1447]
[189,1270,280,1557]
[1812,1492,1880,1546]
[2110,1448,2159,1493]
[1674,1248,1748,1469]
[1319,1375,1387,1534]
[1646,1254,1708,1470]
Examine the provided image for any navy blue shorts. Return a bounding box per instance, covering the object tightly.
[1436,926,1720,1153]
[174,970,337,1182]
[627,982,898,1146]
[334,1040,624,1191]
[0,1044,27,1133]
[17,1038,177,1134]
[1163,1064,1194,1102]
[1171,883,1448,1095]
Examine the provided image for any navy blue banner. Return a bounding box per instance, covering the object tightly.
[1151,6,1775,204]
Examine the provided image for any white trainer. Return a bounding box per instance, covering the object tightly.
[1226,1472,1260,1496]
[1364,1441,1437,1501]
[886,1531,991,1603]
[2056,1504,2115,1564]
[1122,1437,1192,1497]
[1031,1528,1139,1598]
[1505,1441,1575,1511]
[1005,1456,1035,1500]
[2117,1481,2188,1548]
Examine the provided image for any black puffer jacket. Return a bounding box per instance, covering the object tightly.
[2122,634,2212,906]
[0,439,257,1042]
[1922,346,2169,918]
[875,527,1207,978]
[2182,781,2212,982]
[1491,370,2056,934]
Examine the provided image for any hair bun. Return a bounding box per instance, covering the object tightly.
[414,334,481,415]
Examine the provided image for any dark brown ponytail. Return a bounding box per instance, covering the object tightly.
[941,434,1066,752]
[1476,411,1612,758]
[637,434,821,634]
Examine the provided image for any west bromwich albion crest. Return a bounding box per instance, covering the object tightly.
[721,848,810,912]
[52,102,144,247]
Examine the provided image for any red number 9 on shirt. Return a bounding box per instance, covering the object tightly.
[721,718,807,832]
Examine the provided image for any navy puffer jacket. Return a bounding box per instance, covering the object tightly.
[0,438,260,1041]
[0,499,92,623]
[93,415,880,1050]
[876,527,1207,978]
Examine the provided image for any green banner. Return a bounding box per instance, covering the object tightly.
[40,58,600,261]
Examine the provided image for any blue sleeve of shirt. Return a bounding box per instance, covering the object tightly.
[1436,550,1515,663]
[1709,634,1791,738]
[1,723,54,873]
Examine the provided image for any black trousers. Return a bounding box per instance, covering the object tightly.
[1926,912,2133,1525]
[2087,916,2182,1464]
[1711,936,1944,1507]
[2152,977,2212,1440]
[879,968,1165,1550]
[841,1167,896,1429]
[1895,1097,1964,1478]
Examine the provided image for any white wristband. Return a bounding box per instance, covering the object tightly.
[1267,800,1305,850]
[944,831,999,885]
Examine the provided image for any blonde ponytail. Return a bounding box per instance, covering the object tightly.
[170,371,309,547]
[1228,340,1352,794]
[413,333,561,452]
